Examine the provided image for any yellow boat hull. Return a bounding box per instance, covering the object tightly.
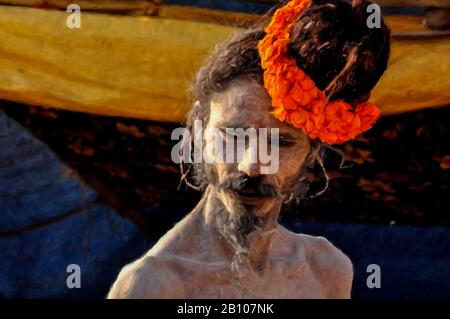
[0,6,449,122]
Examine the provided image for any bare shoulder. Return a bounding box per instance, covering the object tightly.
[278,227,354,298]
[107,254,186,299]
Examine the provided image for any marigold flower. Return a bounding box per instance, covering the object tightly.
[257,0,381,144]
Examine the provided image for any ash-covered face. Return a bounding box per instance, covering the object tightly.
[203,76,311,218]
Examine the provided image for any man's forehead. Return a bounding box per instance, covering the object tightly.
[210,103,272,131]
[213,78,269,106]
[209,79,272,126]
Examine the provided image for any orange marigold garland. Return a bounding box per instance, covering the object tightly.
[257,0,380,144]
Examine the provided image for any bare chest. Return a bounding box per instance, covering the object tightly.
[170,257,328,299]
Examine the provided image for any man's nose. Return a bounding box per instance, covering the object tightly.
[237,145,261,177]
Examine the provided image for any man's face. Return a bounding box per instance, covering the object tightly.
[203,76,311,218]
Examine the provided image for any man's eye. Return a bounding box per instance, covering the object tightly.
[271,136,295,147]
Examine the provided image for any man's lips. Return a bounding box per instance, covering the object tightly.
[236,185,257,195]
[218,176,280,203]
[228,186,269,203]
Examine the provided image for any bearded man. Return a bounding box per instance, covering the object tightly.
[108,0,390,299]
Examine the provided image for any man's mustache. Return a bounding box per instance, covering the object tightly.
[218,174,281,198]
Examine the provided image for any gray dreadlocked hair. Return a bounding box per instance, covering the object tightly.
[180,0,390,198]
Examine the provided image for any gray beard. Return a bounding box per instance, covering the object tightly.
[212,204,264,275]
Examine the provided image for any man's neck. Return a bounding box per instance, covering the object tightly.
[197,185,280,273]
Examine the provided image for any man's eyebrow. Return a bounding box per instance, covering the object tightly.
[278,132,296,140]
[216,122,251,130]
[216,123,297,138]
